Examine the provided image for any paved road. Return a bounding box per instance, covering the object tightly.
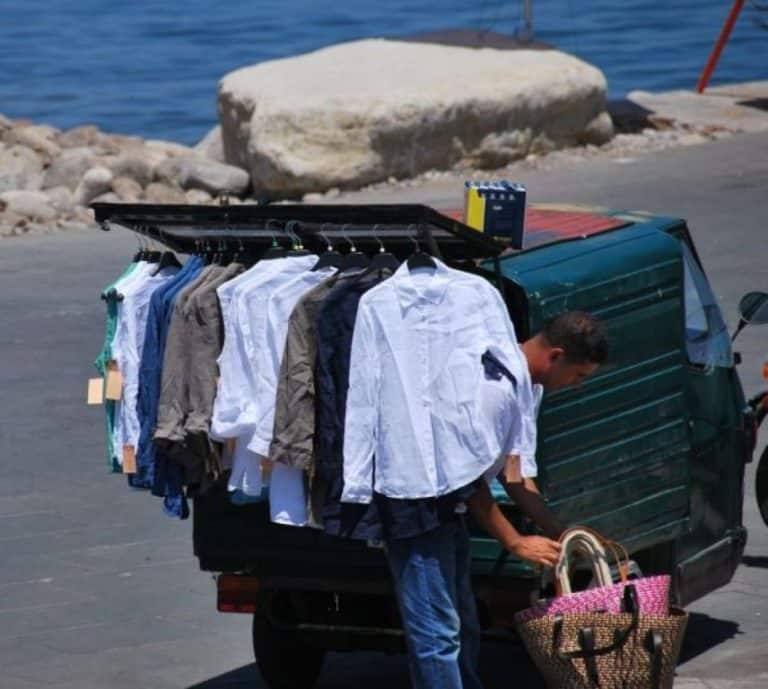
[1,131,767,688]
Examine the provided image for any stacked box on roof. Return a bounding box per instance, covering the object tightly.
[464,180,527,249]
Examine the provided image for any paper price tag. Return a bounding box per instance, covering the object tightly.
[122,445,137,474]
[87,378,104,405]
[105,361,123,400]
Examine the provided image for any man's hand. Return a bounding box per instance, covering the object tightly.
[509,535,561,568]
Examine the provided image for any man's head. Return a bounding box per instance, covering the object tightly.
[522,312,608,391]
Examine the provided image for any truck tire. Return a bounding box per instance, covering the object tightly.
[757,446,768,527]
[252,615,325,689]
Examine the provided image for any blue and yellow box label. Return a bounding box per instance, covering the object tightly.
[464,181,526,249]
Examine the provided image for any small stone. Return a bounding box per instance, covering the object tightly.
[72,205,95,224]
[111,176,143,202]
[45,185,75,213]
[176,157,250,196]
[185,188,212,204]
[0,190,57,221]
[95,134,144,156]
[325,187,340,198]
[0,209,25,230]
[302,192,324,203]
[57,125,102,149]
[0,145,44,192]
[145,139,196,158]
[74,166,114,205]
[5,125,61,160]
[90,191,122,204]
[154,156,184,185]
[43,147,96,190]
[193,125,225,163]
[107,154,153,186]
[143,182,187,204]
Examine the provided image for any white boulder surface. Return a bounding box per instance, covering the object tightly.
[218,39,613,196]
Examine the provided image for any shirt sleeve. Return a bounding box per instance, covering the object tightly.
[482,284,539,478]
[270,295,316,470]
[247,291,289,456]
[341,300,380,504]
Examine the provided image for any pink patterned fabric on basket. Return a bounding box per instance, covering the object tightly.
[515,575,671,624]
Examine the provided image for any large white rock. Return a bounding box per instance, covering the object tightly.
[218,39,613,196]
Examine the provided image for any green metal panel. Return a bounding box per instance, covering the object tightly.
[471,225,690,575]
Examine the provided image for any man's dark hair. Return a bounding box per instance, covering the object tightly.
[542,312,608,364]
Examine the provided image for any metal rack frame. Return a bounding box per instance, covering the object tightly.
[91,202,505,261]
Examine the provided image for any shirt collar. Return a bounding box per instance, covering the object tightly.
[392,257,453,310]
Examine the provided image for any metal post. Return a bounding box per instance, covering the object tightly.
[520,0,534,42]
[696,0,745,93]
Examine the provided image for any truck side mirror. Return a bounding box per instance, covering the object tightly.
[733,291,768,342]
[739,292,768,325]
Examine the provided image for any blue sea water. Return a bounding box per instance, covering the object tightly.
[1,0,766,144]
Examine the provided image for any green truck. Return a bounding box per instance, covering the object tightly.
[192,205,756,689]
[93,201,761,689]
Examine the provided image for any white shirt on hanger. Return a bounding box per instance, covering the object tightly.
[110,261,154,460]
[342,258,539,503]
[112,263,180,452]
[211,254,317,497]
[247,265,338,457]
[244,264,337,527]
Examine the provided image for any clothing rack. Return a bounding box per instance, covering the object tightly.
[91,202,505,262]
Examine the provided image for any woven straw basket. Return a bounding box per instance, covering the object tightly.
[515,528,688,689]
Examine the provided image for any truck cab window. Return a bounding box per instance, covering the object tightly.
[681,241,732,368]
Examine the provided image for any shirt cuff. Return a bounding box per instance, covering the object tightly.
[246,433,271,457]
[340,484,373,504]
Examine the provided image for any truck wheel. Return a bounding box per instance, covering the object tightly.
[252,615,325,689]
[757,446,768,527]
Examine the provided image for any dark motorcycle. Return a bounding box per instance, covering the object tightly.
[735,291,768,526]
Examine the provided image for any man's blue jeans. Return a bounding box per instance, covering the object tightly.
[386,518,484,689]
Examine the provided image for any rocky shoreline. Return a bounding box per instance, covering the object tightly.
[0,114,248,236]
[0,84,760,238]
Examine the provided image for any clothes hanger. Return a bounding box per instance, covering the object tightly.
[232,237,245,265]
[340,224,370,272]
[152,228,183,275]
[144,229,161,263]
[364,224,400,275]
[131,227,144,262]
[262,219,287,259]
[214,238,229,266]
[406,224,436,270]
[312,225,344,270]
[286,220,310,256]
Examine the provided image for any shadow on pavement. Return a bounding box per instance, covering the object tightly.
[187,664,260,688]
[186,614,737,689]
[185,644,545,689]
[678,612,741,665]
[741,554,768,568]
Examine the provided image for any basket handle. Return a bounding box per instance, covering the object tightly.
[568,525,632,582]
[554,584,640,660]
[554,528,613,596]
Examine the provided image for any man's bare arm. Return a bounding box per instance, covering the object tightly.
[500,456,566,540]
[467,481,560,567]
